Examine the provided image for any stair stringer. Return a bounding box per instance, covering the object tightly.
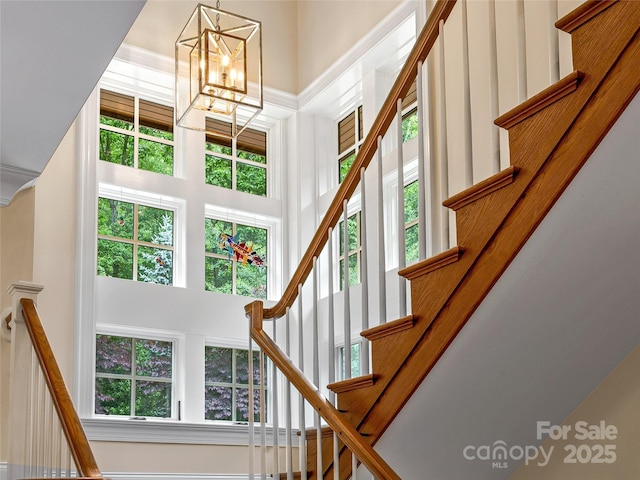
[312,2,640,479]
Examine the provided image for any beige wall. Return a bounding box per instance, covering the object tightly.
[510,343,640,479]
[0,186,36,462]
[296,0,401,92]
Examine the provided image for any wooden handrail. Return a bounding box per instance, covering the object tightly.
[247,301,400,480]
[264,0,457,320]
[20,298,103,478]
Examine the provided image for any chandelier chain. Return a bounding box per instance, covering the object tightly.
[215,0,221,31]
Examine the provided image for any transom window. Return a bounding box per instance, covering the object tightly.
[338,106,364,183]
[205,346,267,422]
[205,118,268,197]
[95,334,173,418]
[204,218,268,299]
[97,196,174,285]
[338,211,361,289]
[99,89,174,176]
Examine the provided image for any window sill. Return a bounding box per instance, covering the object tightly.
[82,417,296,446]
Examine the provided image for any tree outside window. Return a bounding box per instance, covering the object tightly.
[204,346,267,422]
[401,79,418,143]
[404,180,419,265]
[97,197,174,285]
[337,342,361,381]
[205,118,267,197]
[338,211,361,289]
[204,218,268,299]
[95,334,173,418]
[99,89,174,176]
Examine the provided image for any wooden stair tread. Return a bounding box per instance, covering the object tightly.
[278,472,303,480]
[556,0,617,33]
[495,71,584,129]
[361,315,417,341]
[443,167,519,211]
[327,374,376,394]
[399,246,464,281]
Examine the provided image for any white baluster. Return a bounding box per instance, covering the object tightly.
[548,0,560,83]
[438,19,450,250]
[284,307,294,480]
[516,0,528,102]
[416,61,428,261]
[396,98,407,318]
[342,201,352,379]
[359,168,370,375]
[376,136,388,324]
[488,0,502,173]
[260,346,267,480]
[297,284,308,480]
[248,325,255,480]
[272,320,280,479]
[312,257,323,479]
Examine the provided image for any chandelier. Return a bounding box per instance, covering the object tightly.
[175,2,263,140]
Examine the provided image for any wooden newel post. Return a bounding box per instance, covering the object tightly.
[7,281,44,479]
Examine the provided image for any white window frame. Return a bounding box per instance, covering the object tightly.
[94,324,185,422]
[98,183,187,288]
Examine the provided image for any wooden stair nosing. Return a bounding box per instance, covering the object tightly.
[327,373,376,394]
[443,166,520,211]
[347,22,640,464]
[556,0,618,33]
[495,70,584,130]
[361,315,417,341]
[398,246,464,281]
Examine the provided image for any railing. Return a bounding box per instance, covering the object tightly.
[245,0,573,478]
[7,282,103,480]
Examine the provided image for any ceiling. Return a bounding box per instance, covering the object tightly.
[376,91,640,479]
[0,0,145,205]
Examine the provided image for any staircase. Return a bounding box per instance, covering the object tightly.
[247,1,640,478]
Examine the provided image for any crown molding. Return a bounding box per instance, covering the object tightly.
[0,163,39,206]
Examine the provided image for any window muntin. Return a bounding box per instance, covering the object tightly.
[204,218,268,299]
[338,211,361,289]
[99,89,174,176]
[205,118,268,197]
[95,334,173,418]
[97,197,175,285]
[204,346,267,422]
[338,106,364,183]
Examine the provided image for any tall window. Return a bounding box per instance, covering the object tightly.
[95,334,173,418]
[338,106,364,183]
[338,211,361,289]
[404,180,419,264]
[97,197,174,285]
[99,89,174,175]
[337,341,361,381]
[205,118,268,197]
[204,346,266,422]
[401,79,418,143]
[205,218,268,299]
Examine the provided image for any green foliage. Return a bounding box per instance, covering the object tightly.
[97,239,133,279]
[138,138,173,175]
[237,162,266,196]
[404,180,420,264]
[402,109,418,142]
[205,257,233,294]
[339,151,356,183]
[100,130,134,166]
[238,149,266,164]
[205,155,232,189]
[340,254,360,289]
[339,343,361,380]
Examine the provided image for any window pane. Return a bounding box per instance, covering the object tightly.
[402,108,418,142]
[138,246,173,285]
[135,339,172,378]
[235,350,262,385]
[100,116,134,131]
[95,378,131,415]
[237,149,266,165]
[205,155,232,189]
[96,335,132,375]
[97,239,133,279]
[205,346,233,383]
[135,380,171,417]
[205,385,233,420]
[138,206,173,246]
[339,151,355,183]
[206,141,232,156]
[338,343,361,380]
[140,125,173,141]
[235,225,267,261]
[97,198,134,239]
[338,214,359,256]
[235,387,262,422]
[405,223,419,265]
[138,138,173,175]
[339,254,359,289]
[99,130,134,167]
[237,163,266,196]
[205,218,233,253]
[205,257,232,293]
[404,181,419,223]
[236,263,267,299]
